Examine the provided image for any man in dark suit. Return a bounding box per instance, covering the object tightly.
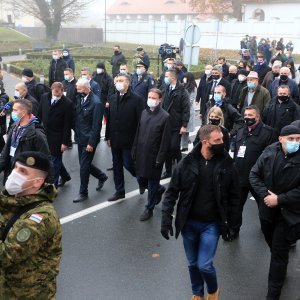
[201,65,231,121]
[73,78,107,202]
[80,67,102,102]
[38,82,73,187]
[62,68,77,106]
[105,74,145,202]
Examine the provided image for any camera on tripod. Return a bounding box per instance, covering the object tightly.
[158,43,179,59]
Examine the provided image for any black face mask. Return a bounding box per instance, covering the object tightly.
[277,95,290,102]
[209,143,225,155]
[211,74,220,80]
[273,72,280,77]
[209,118,220,126]
[114,51,119,55]
[229,73,237,79]
[79,92,87,98]
[280,74,288,81]
[244,117,256,127]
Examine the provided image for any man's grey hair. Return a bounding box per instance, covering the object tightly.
[76,78,91,89]
[212,64,223,73]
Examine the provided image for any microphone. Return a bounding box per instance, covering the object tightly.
[1,102,12,114]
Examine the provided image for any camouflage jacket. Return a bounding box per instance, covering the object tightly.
[0,184,62,299]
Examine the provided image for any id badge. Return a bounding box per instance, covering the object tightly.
[10,146,16,157]
[237,145,246,158]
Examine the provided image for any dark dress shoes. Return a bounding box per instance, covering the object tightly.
[139,209,153,221]
[96,175,108,191]
[107,194,125,202]
[73,194,88,203]
[57,176,71,187]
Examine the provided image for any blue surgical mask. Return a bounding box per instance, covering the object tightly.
[214,93,222,104]
[285,141,300,154]
[81,75,88,80]
[164,77,170,85]
[63,52,68,57]
[136,69,142,75]
[11,112,20,123]
[247,82,255,89]
[64,75,70,81]
[120,70,127,75]
[52,55,59,60]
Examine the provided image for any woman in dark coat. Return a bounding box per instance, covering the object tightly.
[132,88,171,221]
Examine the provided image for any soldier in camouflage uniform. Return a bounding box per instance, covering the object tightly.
[0,151,62,299]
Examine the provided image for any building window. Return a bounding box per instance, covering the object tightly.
[253,8,265,21]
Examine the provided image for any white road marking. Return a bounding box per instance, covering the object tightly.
[60,178,171,225]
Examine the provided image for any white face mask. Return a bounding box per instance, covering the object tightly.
[14,90,20,98]
[116,83,124,92]
[205,70,212,76]
[5,169,38,195]
[147,98,159,108]
[183,78,187,84]
[97,68,104,74]
[22,76,29,83]
[167,64,173,70]
[238,75,246,82]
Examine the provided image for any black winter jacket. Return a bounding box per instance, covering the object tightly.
[161,82,190,130]
[250,142,300,226]
[262,97,300,137]
[92,72,114,103]
[48,58,68,86]
[161,143,240,238]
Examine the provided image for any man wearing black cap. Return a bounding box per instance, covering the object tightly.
[229,68,248,108]
[62,48,75,72]
[131,60,155,101]
[21,68,50,103]
[0,151,62,299]
[250,124,300,300]
[92,62,114,107]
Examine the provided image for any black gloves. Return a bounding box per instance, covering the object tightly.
[161,213,173,240]
[222,226,239,242]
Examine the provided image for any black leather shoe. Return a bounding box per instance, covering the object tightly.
[139,185,146,195]
[73,194,88,203]
[107,194,125,202]
[161,172,171,180]
[140,209,153,221]
[96,175,108,191]
[155,186,166,205]
[57,176,71,187]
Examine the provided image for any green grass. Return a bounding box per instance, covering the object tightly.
[0,27,31,42]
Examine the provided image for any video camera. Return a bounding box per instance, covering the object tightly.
[158,43,179,59]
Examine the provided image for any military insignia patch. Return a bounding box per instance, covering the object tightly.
[16,228,31,242]
[26,157,35,166]
[29,214,43,223]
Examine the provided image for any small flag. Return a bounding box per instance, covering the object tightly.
[29,214,44,223]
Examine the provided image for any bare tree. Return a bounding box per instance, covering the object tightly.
[9,0,95,42]
[188,0,245,20]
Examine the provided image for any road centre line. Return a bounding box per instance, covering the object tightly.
[60,178,171,225]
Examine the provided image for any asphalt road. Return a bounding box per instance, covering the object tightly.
[52,141,300,300]
[1,56,299,299]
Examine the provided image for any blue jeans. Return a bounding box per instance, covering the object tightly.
[181,220,220,297]
[111,148,136,195]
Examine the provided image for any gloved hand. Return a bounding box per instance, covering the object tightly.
[161,224,173,240]
[161,213,173,240]
[222,227,239,242]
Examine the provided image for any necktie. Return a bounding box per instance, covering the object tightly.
[81,97,85,105]
[211,80,217,93]
[51,100,57,106]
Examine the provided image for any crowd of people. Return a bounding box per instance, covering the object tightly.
[0,41,299,300]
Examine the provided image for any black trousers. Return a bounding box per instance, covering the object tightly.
[77,144,107,195]
[165,130,182,174]
[260,218,291,300]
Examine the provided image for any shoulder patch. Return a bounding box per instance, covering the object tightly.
[16,228,31,242]
[29,214,44,223]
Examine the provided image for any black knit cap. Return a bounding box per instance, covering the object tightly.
[238,69,249,76]
[96,62,106,69]
[14,151,51,173]
[22,68,33,78]
[280,125,300,136]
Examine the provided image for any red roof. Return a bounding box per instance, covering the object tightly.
[107,0,197,15]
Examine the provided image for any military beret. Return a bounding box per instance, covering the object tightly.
[14,151,51,173]
[22,68,33,78]
[136,60,148,69]
[280,125,300,136]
